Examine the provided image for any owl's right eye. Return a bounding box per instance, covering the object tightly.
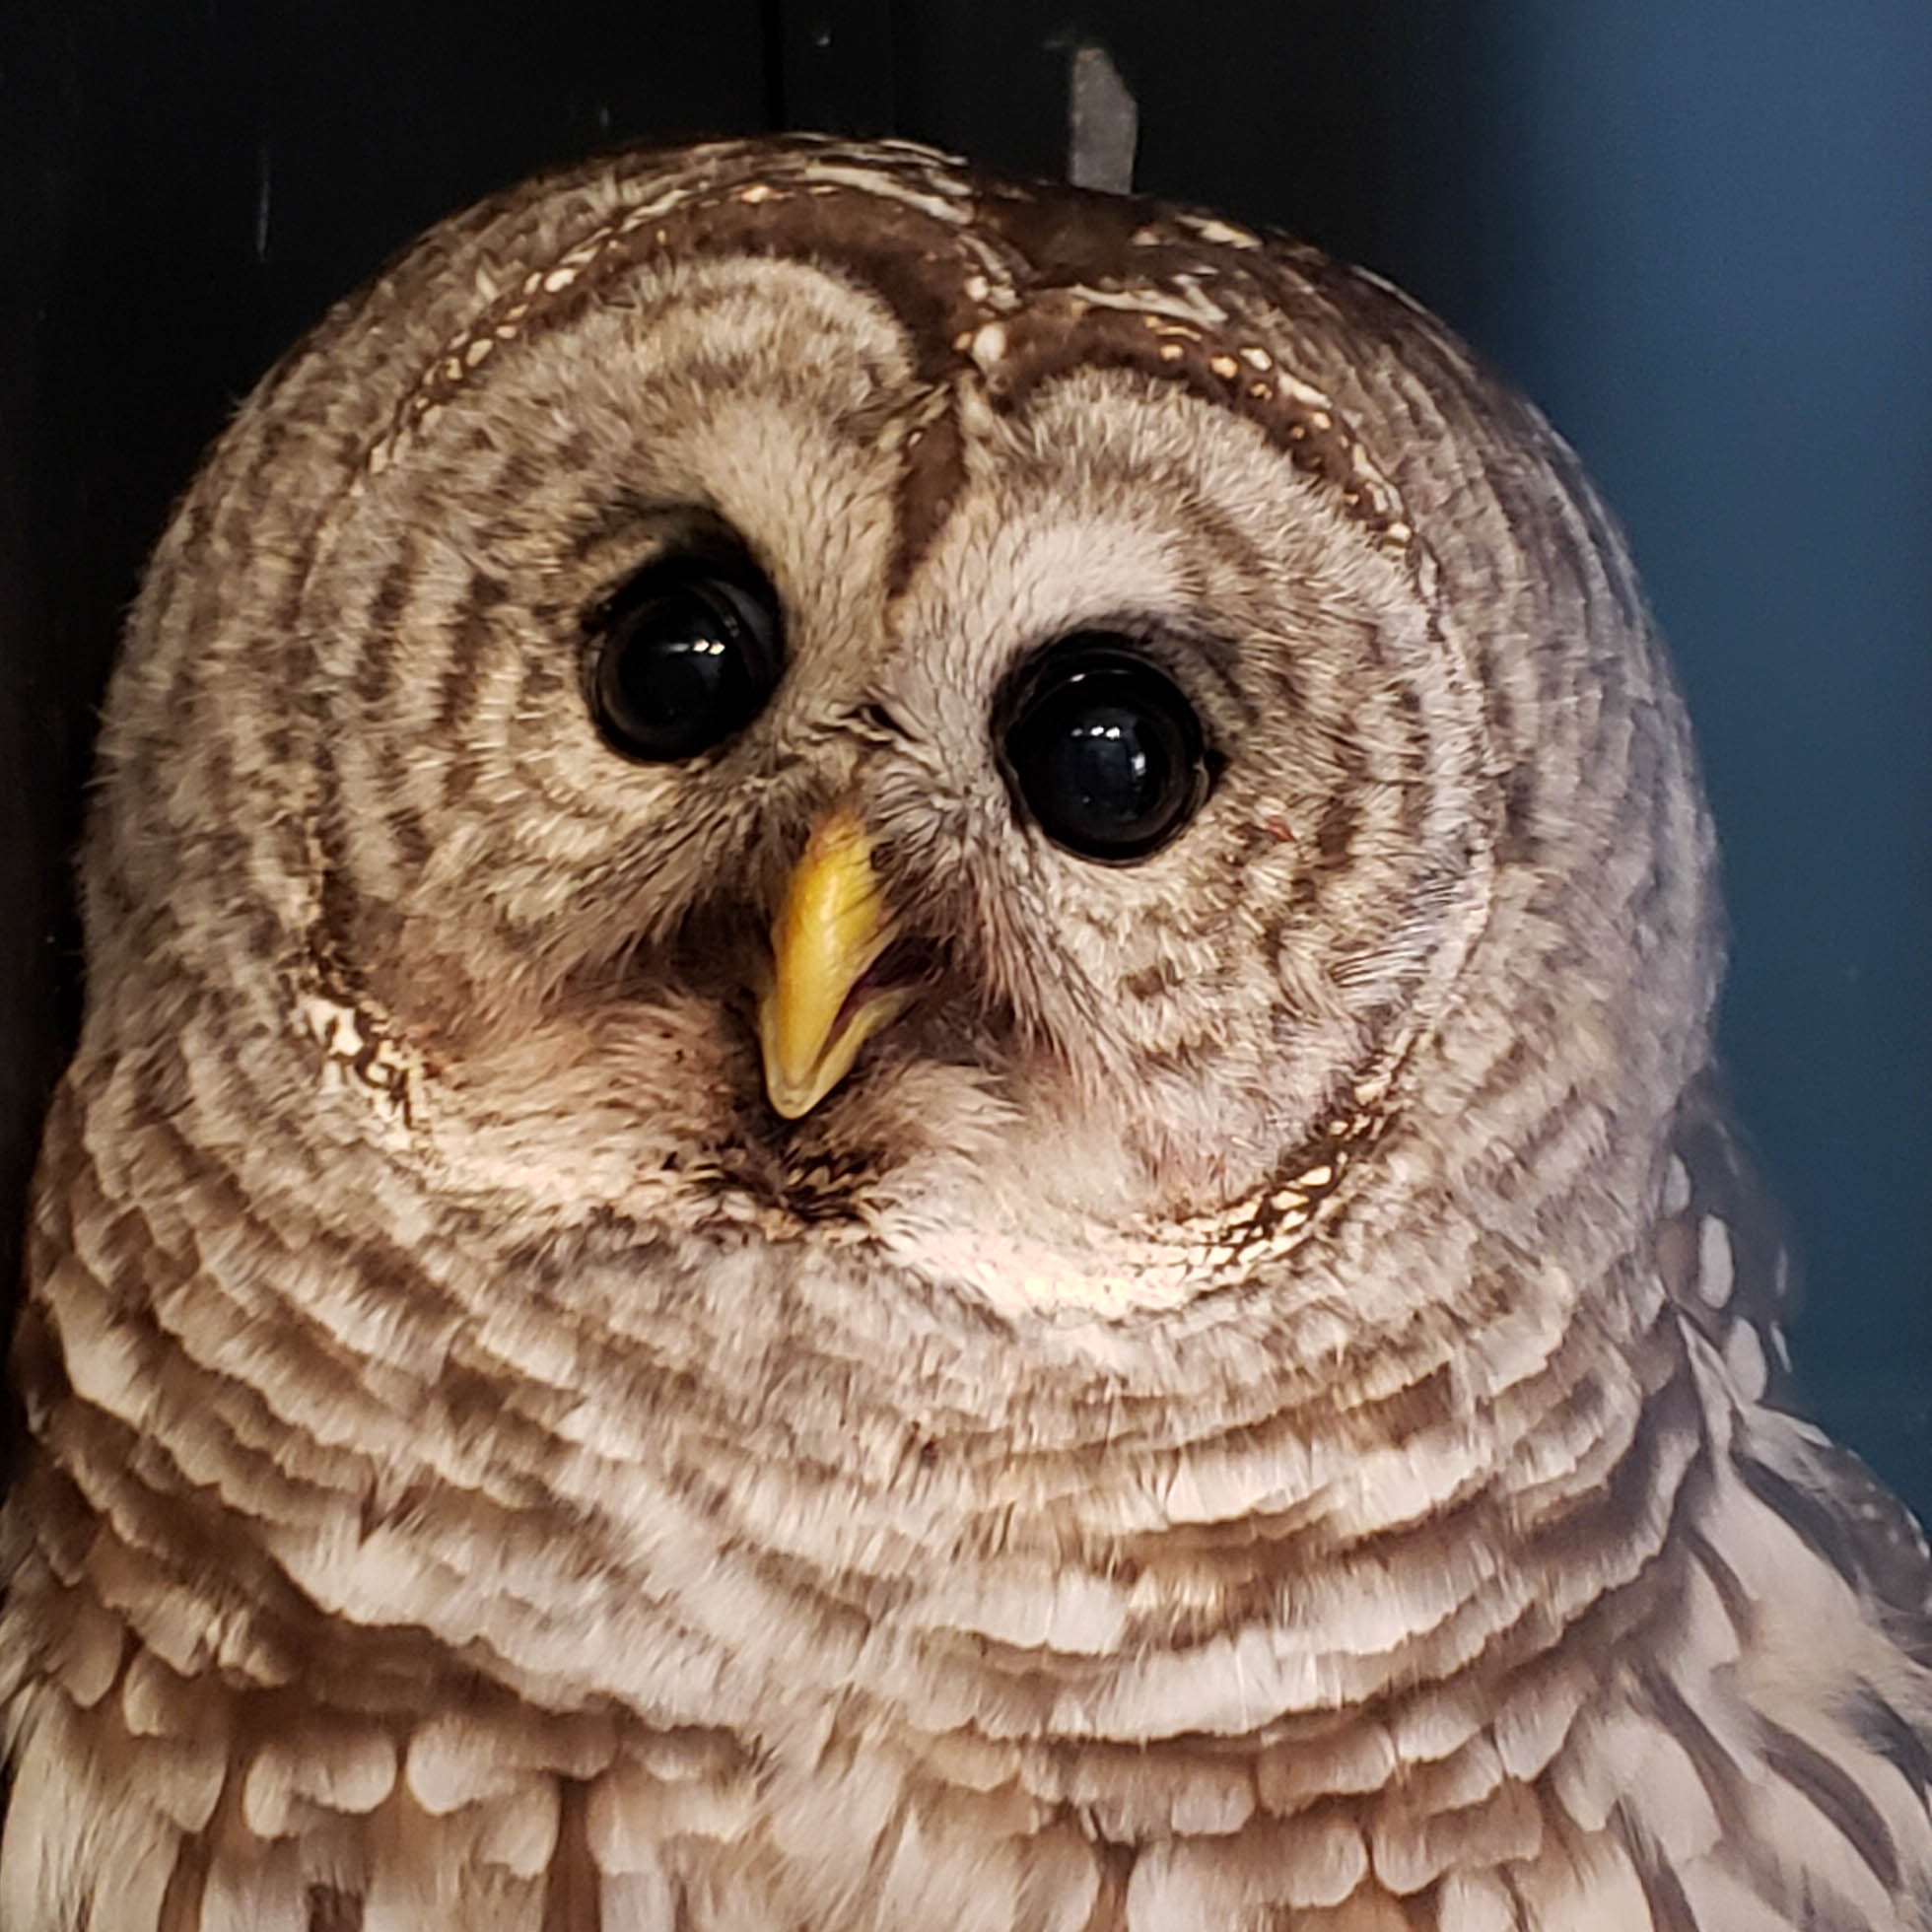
[997,639,1210,862]
[588,559,783,762]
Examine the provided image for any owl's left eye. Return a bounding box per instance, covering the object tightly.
[998,639,1210,862]
[588,558,784,762]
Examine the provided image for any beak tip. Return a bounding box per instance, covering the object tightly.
[757,994,832,1119]
[763,1078,818,1122]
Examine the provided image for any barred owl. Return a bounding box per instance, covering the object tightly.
[3,134,1928,1932]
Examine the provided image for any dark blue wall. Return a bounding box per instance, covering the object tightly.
[1454,6,1932,1508]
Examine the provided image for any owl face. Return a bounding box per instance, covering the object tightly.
[89,136,1716,1331]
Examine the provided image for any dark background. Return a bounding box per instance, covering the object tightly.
[2,1,1926,1516]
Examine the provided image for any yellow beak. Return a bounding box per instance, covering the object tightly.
[757,808,912,1119]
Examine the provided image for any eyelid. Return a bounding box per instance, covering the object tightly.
[573,498,776,610]
[996,615,1248,754]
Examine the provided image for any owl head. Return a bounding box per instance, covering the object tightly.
[83,134,1719,1349]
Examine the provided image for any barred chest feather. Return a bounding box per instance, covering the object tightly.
[4,1069,1928,1931]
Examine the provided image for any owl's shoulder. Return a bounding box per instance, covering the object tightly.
[1662,1078,1932,1663]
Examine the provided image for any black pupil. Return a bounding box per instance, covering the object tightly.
[592,563,779,761]
[1002,644,1207,861]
